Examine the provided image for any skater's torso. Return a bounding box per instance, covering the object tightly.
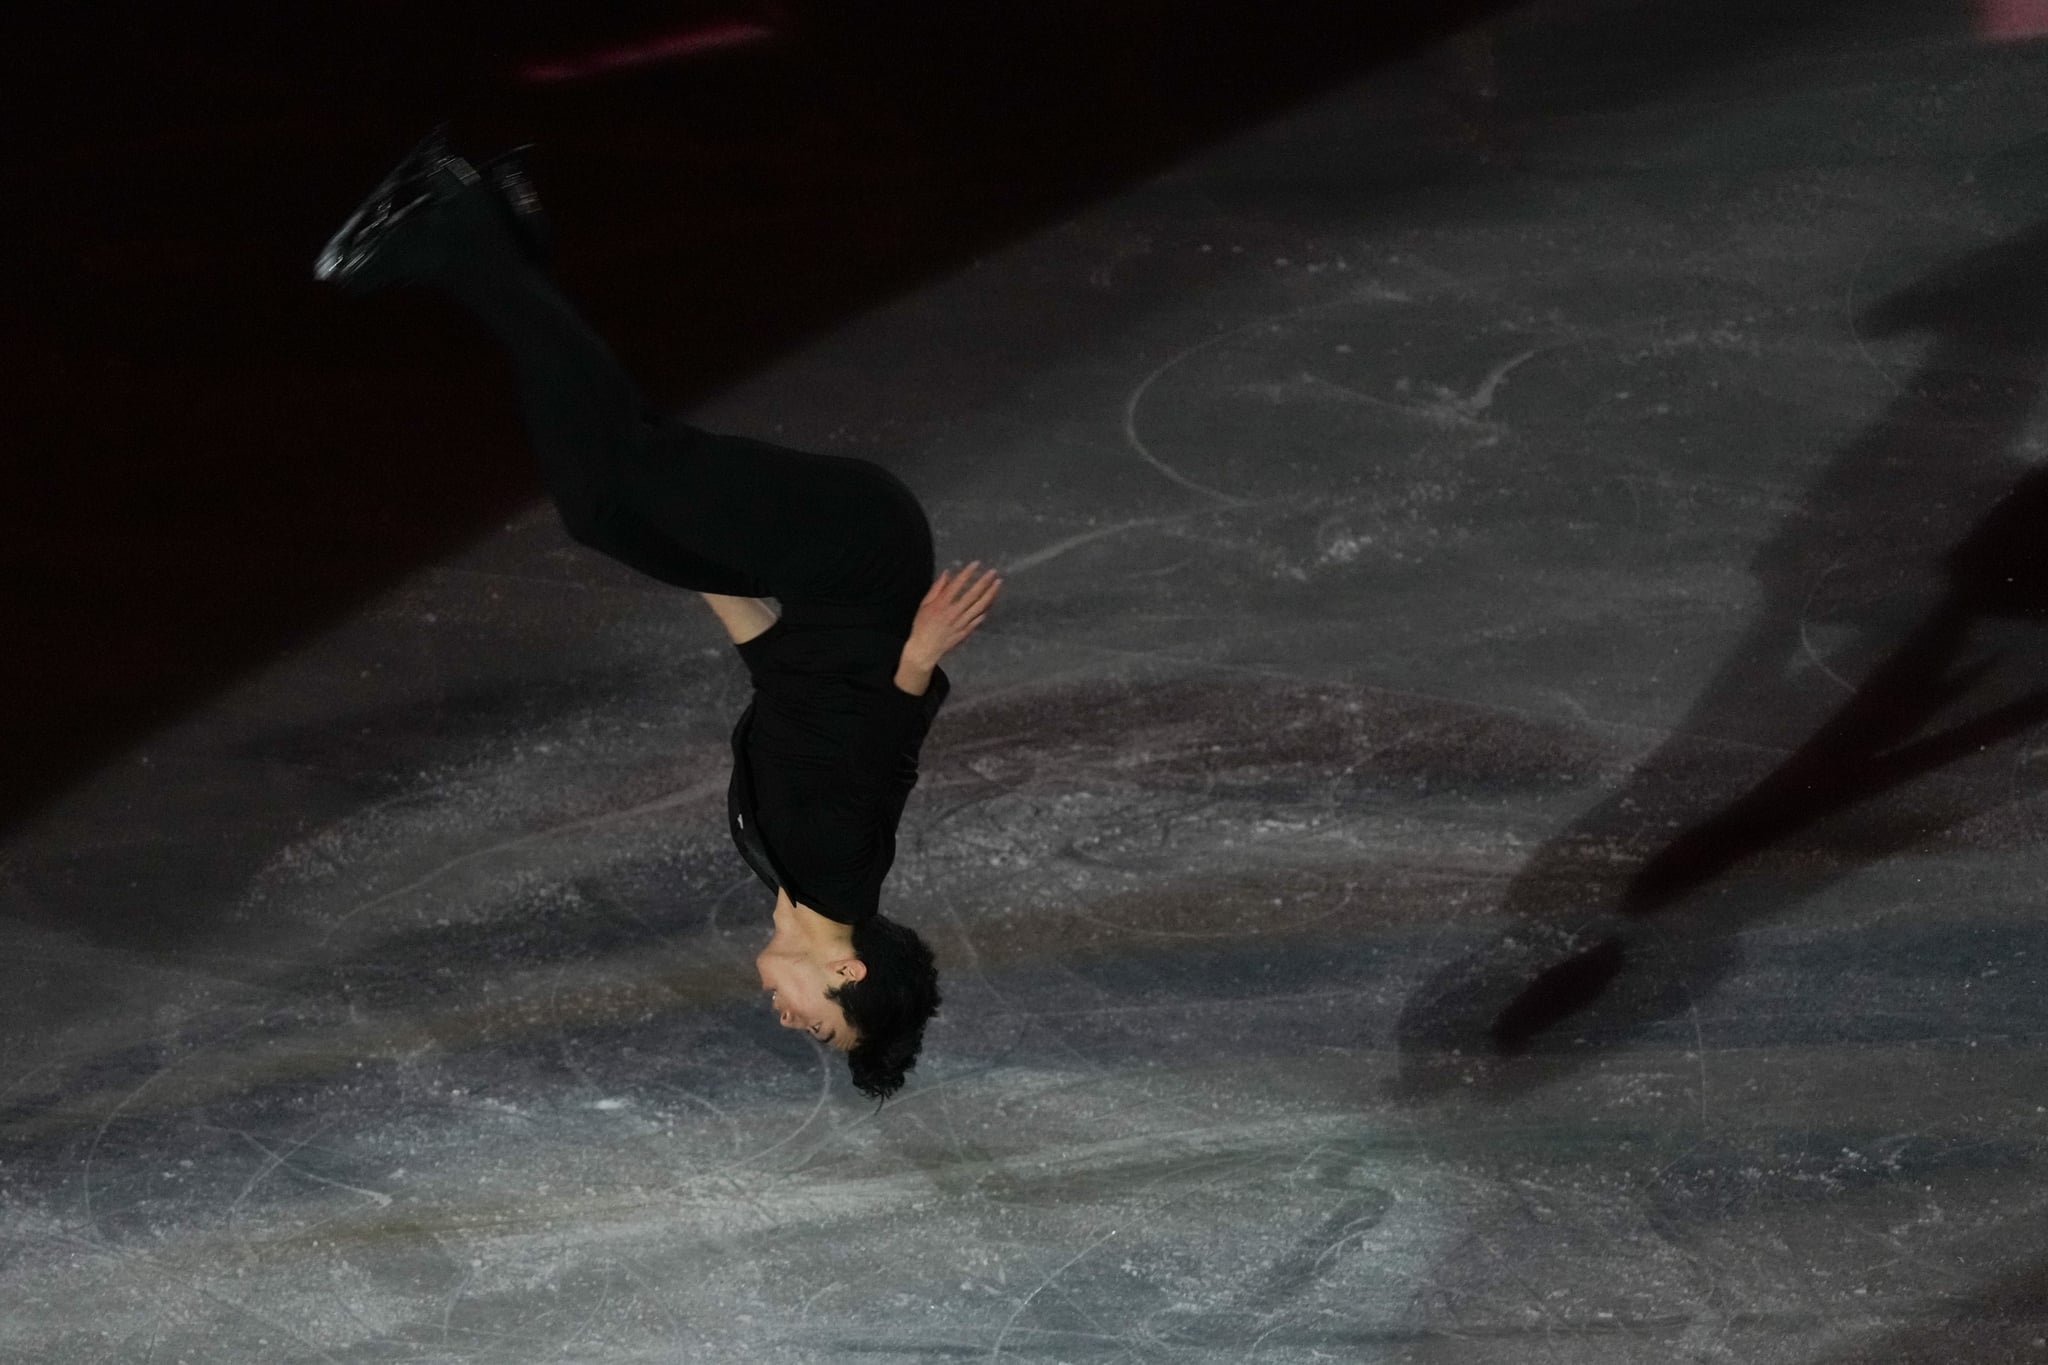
[727,621,949,924]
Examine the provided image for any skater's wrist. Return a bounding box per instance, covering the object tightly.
[893,647,937,696]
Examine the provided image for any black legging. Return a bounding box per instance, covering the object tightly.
[423,208,934,632]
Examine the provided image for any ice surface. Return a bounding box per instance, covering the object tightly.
[9,2,2048,1361]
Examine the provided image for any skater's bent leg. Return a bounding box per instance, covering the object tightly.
[397,184,930,609]
[560,502,762,594]
[418,222,653,548]
[620,427,935,621]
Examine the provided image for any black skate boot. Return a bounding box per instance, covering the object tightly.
[477,145,551,268]
[313,126,482,291]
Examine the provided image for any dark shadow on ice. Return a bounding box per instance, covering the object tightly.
[1395,218,2048,1097]
[1807,1245,2048,1363]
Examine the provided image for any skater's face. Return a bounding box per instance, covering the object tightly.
[756,950,861,1051]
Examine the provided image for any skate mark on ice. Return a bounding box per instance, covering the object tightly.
[1121,292,1413,507]
[321,776,726,944]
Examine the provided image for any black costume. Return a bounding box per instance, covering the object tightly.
[730,621,947,923]
[412,173,949,924]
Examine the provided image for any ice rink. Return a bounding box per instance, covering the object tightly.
[8,1,2048,1360]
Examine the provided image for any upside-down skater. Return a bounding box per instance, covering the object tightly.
[314,131,1000,1098]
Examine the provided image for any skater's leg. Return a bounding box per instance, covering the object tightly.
[563,499,766,596]
[319,138,923,609]
[453,263,767,594]
[415,225,737,583]
[431,226,913,604]
[625,425,939,631]
[329,151,761,594]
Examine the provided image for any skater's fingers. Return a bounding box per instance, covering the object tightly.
[926,563,999,626]
[943,563,983,604]
[955,574,1000,614]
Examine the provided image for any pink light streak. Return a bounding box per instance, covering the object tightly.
[1977,0,2048,40]
[520,21,781,84]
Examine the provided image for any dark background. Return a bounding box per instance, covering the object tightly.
[4,0,1562,832]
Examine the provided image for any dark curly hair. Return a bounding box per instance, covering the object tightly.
[826,914,941,1101]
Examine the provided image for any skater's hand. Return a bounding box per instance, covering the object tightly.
[897,562,1002,691]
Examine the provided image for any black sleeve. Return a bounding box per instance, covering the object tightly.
[725,706,783,895]
[849,665,951,790]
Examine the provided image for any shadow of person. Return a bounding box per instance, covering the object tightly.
[1393,217,2048,1100]
[1804,1248,2048,1363]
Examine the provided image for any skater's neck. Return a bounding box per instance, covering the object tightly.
[771,887,855,956]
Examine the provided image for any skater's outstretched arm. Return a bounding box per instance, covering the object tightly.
[894,563,1002,696]
[702,593,778,645]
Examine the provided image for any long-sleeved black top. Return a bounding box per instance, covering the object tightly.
[726,619,950,925]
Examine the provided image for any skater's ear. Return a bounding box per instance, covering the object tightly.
[827,956,868,985]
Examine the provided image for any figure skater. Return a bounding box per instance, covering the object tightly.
[313,131,1000,1099]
